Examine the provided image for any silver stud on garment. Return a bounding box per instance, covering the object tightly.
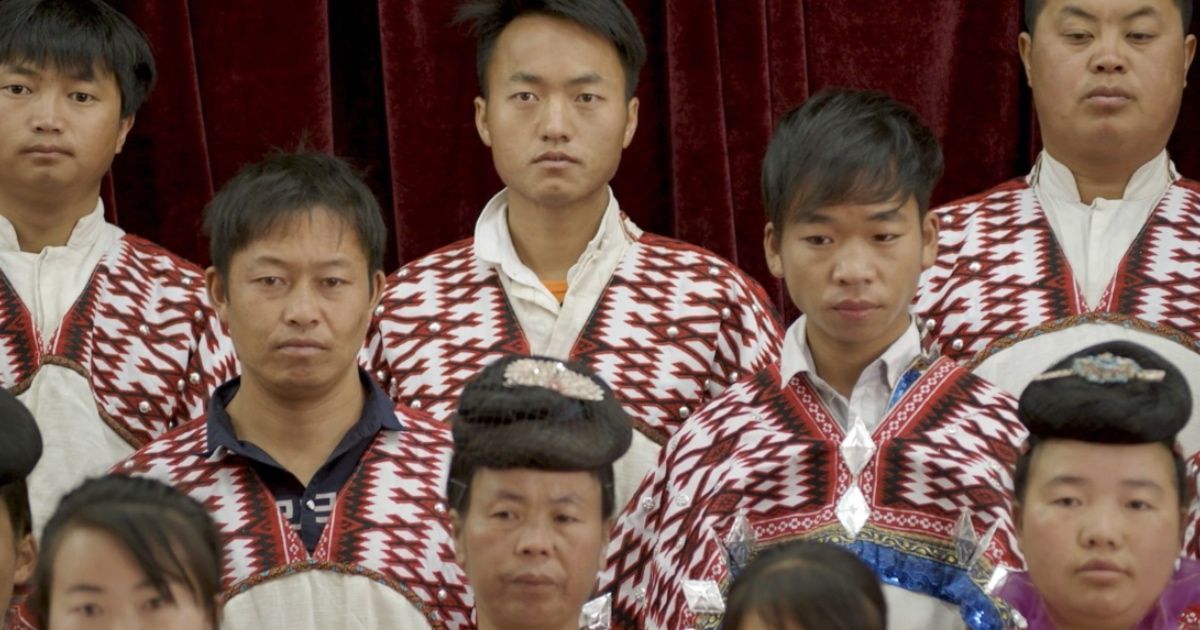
[139,324,150,336]
[951,339,965,351]
[430,322,442,333]
[667,326,679,338]
[189,372,201,385]
[411,400,423,410]
[709,265,720,276]
[437,589,447,600]
[374,305,385,317]
[720,308,732,320]
[176,379,185,391]
[138,401,151,414]
[968,261,983,273]
[640,496,656,512]
[674,493,690,507]
[193,310,203,321]
[679,406,690,419]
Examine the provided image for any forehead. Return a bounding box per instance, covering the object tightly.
[1030,439,1176,486]
[232,207,368,266]
[791,195,918,226]
[487,14,624,81]
[471,467,602,501]
[1037,0,1180,23]
[0,58,115,85]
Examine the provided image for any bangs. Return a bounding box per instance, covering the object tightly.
[785,156,911,223]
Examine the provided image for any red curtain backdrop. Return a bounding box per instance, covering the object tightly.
[102,1,1200,315]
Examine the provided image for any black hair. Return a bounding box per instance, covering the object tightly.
[761,89,944,230]
[723,541,887,630]
[1024,0,1193,33]
[31,475,222,629]
[0,0,156,118]
[1013,341,1192,507]
[203,151,387,283]
[0,390,41,540]
[455,0,646,100]
[446,355,633,521]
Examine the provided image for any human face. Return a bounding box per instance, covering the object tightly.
[452,468,610,630]
[0,505,36,611]
[474,14,639,214]
[1019,0,1196,169]
[0,62,133,203]
[764,196,938,361]
[1017,440,1183,630]
[46,527,211,630]
[207,208,385,400]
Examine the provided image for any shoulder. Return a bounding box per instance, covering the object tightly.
[108,236,208,296]
[933,178,1031,222]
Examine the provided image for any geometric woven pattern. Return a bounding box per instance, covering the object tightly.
[0,235,238,446]
[363,215,783,447]
[599,359,1027,629]
[115,407,472,629]
[916,179,1200,364]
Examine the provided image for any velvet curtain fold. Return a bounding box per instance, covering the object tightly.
[101,1,1200,316]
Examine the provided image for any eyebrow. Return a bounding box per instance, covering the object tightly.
[867,205,906,222]
[1059,4,1160,22]
[508,71,605,87]
[489,489,584,506]
[1044,475,1166,492]
[2,63,96,82]
[248,255,353,269]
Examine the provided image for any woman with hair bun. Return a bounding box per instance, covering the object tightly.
[1000,341,1200,629]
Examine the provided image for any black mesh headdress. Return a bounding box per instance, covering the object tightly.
[451,355,633,471]
[0,388,41,486]
[1018,341,1189,444]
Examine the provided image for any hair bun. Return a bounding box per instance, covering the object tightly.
[1018,341,1189,444]
[452,355,633,471]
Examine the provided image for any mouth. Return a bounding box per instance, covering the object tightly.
[1084,86,1133,108]
[275,340,329,355]
[507,573,559,589]
[831,300,880,321]
[532,151,579,167]
[1076,558,1128,582]
[22,144,72,157]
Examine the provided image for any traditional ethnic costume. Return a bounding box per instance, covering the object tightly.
[916,151,1200,452]
[0,203,237,536]
[996,342,1199,630]
[364,188,783,508]
[600,317,1027,630]
[115,372,471,630]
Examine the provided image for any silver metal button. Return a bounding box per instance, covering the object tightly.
[437,589,447,600]
[411,400,423,410]
[138,401,151,414]
[667,326,679,338]
[951,338,964,351]
[189,372,201,385]
[374,305,385,317]
[674,493,690,507]
[968,261,982,273]
[720,308,732,320]
[193,310,203,321]
[679,406,690,419]
[176,379,185,391]
[708,265,720,276]
[430,322,442,333]
[305,500,316,510]
[640,496,656,512]
[139,324,150,335]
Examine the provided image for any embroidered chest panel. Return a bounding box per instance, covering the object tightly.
[366,235,782,444]
[120,411,472,629]
[602,361,1026,629]
[917,180,1200,362]
[0,236,237,446]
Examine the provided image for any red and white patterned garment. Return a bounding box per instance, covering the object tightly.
[599,359,1027,630]
[916,177,1200,452]
[113,408,471,630]
[363,213,782,508]
[0,234,237,535]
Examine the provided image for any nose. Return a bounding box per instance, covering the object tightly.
[539,96,572,143]
[514,517,554,558]
[1092,34,1128,74]
[830,241,876,286]
[283,282,320,329]
[1079,507,1122,551]
[30,93,64,134]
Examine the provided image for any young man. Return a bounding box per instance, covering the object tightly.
[447,355,633,630]
[600,91,1028,630]
[0,0,236,536]
[0,391,40,628]
[117,153,470,629]
[364,0,782,510]
[997,341,1199,629]
[916,0,1200,451]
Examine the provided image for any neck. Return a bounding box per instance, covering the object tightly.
[1045,146,1159,205]
[0,186,101,252]
[1047,607,1142,630]
[806,316,911,399]
[505,188,609,282]
[225,369,366,486]
[477,611,577,630]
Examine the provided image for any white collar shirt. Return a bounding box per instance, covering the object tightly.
[778,315,922,430]
[1032,149,1177,308]
[473,186,640,357]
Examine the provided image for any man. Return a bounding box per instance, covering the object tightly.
[916,0,1200,450]
[600,91,1028,630]
[0,391,40,629]
[364,0,783,510]
[0,0,236,536]
[118,152,470,629]
[447,355,632,630]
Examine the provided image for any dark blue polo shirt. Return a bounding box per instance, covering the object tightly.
[205,369,401,552]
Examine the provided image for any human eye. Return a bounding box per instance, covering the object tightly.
[1127,498,1156,511]
[490,509,515,521]
[2,84,31,96]
[554,512,581,525]
[69,92,95,103]
[1050,496,1082,507]
[72,603,104,617]
[1127,31,1157,42]
[511,92,537,103]
[1062,30,1093,43]
[321,277,349,289]
[803,235,832,246]
[144,594,175,611]
[255,276,285,288]
[576,93,601,104]
[874,233,900,243]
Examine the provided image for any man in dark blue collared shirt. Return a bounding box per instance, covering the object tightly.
[116,152,472,629]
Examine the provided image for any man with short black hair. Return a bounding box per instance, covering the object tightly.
[0,0,236,537]
[119,152,470,629]
[917,0,1200,450]
[365,0,783,512]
